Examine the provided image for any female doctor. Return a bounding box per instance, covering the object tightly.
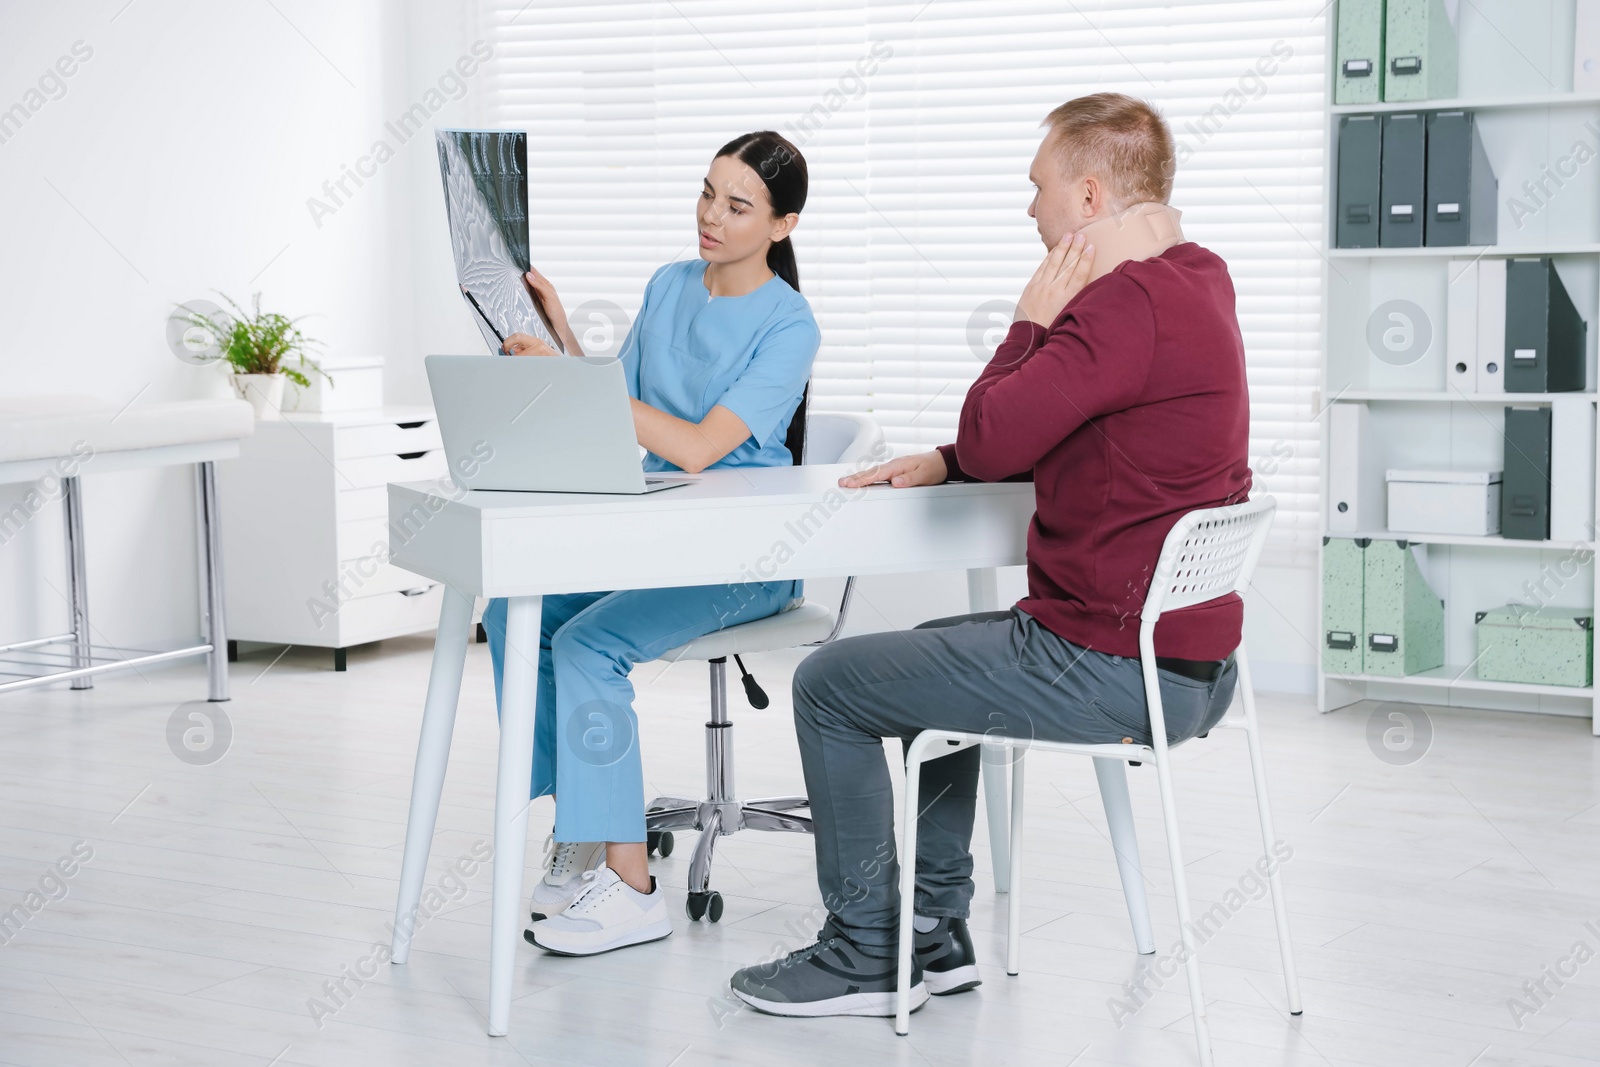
[482,131,819,957]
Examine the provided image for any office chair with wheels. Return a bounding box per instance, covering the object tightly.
[644,408,884,922]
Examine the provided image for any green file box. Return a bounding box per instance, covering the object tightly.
[1424,110,1498,247]
[1475,606,1594,687]
[1336,0,1386,104]
[1383,0,1457,102]
[1322,537,1367,673]
[1380,113,1426,248]
[1362,539,1445,676]
[1501,406,1552,540]
[1504,258,1587,393]
[1336,115,1383,248]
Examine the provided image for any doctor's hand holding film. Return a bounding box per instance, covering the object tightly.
[503,267,582,356]
[502,333,561,357]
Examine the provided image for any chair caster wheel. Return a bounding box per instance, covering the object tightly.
[648,831,674,858]
[686,890,722,922]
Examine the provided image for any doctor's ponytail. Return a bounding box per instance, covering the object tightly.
[716,131,808,292]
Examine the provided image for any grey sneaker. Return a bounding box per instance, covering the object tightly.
[728,921,929,1018]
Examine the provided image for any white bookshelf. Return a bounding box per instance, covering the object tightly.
[1319,0,1600,732]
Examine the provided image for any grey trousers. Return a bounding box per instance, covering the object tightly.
[792,606,1237,953]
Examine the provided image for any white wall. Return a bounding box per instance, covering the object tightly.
[0,1,492,654]
[0,2,1321,695]
[1242,565,1319,694]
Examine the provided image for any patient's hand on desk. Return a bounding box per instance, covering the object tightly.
[502,333,560,357]
[838,450,948,489]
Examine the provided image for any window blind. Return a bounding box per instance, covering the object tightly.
[480,0,1326,561]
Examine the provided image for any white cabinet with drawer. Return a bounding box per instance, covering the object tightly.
[216,406,454,670]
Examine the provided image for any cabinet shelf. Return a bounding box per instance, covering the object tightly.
[1330,89,1600,115]
[1324,664,1593,698]
[1333,390,1598,403]
[1326,530,1594,551]
[1328,244,1600,259]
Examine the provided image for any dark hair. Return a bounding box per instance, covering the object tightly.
[715,131,810,465]
[715,130,808,292]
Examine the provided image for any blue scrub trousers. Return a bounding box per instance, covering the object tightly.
[482,579,801,843]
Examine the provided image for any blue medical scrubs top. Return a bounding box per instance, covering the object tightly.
[620,259,820,473]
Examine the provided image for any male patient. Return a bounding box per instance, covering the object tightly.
[728,92,1252,1017]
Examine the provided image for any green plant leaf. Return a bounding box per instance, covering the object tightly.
[178,291,330,384]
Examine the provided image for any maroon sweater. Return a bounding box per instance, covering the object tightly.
[937,241,1251,661]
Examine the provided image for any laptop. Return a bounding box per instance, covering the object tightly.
[424,355,695,494]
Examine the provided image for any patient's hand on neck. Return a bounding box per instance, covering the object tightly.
[1074,202,1185,282]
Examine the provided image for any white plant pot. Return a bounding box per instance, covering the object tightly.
[233,373,286,420]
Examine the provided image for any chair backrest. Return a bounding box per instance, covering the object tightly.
[1139,496,1275,630]
[802,412,886,466]
[783,384,810,466]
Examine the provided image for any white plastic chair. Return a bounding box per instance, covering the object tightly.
[643,413,884,923]
[892,497,1302,1065]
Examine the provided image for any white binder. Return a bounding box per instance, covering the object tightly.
[1446,258,1478,393]
[1578,0,1600,93]
[1475,258,1506,395]
[1550,398,1597,543]
[1328,402,1384,532]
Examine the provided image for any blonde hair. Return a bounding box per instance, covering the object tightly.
[1041,93,1175,206]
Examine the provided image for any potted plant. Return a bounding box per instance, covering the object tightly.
[176,293,329,420]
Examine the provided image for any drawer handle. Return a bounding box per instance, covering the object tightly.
[399,586,432,597]
[396,421,427,430]
[397,451,429,460]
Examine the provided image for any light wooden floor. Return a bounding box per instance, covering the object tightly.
[1,634,1597,1067]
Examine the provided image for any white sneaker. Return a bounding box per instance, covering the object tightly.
[530,837,606,921]
[524,865,671,956]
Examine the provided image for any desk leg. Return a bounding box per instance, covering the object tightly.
[391,586,473,965]
[967,568,1011,892]
[62,475,91,690]
[981,746,1012,894]
[489,594,540,1037]
[195,461,230,701]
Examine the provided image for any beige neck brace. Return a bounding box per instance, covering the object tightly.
[1074,201,1186,283]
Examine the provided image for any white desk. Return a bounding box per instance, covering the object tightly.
[385,463,1035,1035]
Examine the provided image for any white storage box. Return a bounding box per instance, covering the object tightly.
[1385,469,1502,536]
[291,359,384,413]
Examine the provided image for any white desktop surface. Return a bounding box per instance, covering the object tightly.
[388,463,1037,597]
[385,462,1036,1035]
